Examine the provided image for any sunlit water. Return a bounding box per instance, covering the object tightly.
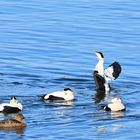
[0,0,140,139]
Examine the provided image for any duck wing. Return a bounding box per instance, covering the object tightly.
[3,106,21,113]
[47,95,65,101]
[0,119,25,128]
[93,71,106,91]
[104,62,122,80]
[44,91,66,101]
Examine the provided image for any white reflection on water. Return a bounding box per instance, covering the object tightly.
[44,100,74,106]
[97,123,124,134]
[110,111,125,118]
[96,111,125,138]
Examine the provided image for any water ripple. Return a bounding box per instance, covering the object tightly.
[0,0,140,139]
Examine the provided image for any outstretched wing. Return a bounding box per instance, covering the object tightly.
[93,71,105,91]
[104,61,122,80]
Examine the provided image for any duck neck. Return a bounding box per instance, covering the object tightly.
[95,59,104,75]
[16,118,22,122]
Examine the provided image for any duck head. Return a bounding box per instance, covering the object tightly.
[64,88,74,95]
[16,113,25,122]
[10,96,18,104]
[94,51,104,61]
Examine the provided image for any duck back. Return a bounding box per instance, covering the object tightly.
[0,119,26,129]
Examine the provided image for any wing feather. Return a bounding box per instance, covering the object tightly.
[104,62,121,80]
[93,71,105,91]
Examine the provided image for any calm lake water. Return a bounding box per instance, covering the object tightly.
[0,0,140,139]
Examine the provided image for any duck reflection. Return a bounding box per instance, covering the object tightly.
[44,99,74,106]
[97,123,124,134]
[110,111,125,118]
[94,90,109,103]
[0,127,25,134]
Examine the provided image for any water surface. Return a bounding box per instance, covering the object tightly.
[0,0,140,139]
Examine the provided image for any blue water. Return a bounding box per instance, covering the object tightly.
[0,0,140,139]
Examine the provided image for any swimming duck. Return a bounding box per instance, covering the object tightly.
[0,96,23,113]
[103,97,126,111]
[93,51,122,92]
[0,113,26,129]
[43,88,75,101]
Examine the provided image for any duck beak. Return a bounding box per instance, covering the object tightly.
[93,50,98,56]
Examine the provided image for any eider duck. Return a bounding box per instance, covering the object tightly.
[103,97,125,112]
[0,113,26,129]
[93,51,122,92]
[0,96,23,113]
[43,88,75,101]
